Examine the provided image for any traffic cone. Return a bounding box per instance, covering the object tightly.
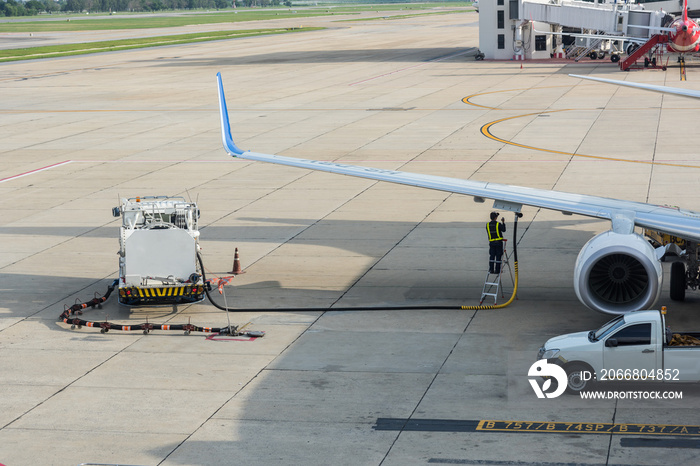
[230,248,245,275]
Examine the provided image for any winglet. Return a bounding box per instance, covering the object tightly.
[216,72,245,156]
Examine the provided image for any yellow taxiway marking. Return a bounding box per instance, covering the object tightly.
[374,418,700,436]
[466,86,700,169]
[462,84,582,110]
[478,420,700,436]
[480,111,700,169]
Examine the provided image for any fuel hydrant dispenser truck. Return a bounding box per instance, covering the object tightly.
[113,196,205,305]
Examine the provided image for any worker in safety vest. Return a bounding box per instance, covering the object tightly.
[486,211,506,274]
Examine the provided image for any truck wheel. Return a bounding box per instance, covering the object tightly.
[670,261,686,301]
[565,363,589,394]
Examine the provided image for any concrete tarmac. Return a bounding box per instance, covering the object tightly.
[2,10,700,466]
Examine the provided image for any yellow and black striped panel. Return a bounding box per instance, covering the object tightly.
[119,285,204,299]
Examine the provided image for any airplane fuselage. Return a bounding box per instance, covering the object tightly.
[667,17,700,53]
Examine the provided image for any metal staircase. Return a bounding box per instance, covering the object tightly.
[620,34,668,71]
[567,37,604,62]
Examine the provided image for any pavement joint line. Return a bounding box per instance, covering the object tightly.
[646,101,663,203]
[606,405,618,466]
[0,158,244,184]
[379,308,478,464]
[0,63,130,82]
[348,48,476,86]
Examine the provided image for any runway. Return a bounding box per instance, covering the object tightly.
[2,9,700,465]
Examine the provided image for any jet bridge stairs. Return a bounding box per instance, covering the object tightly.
[566,37,605,61]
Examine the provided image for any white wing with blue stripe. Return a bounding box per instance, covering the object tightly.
[216,72,700,242]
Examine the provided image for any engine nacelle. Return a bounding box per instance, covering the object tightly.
[574,231,662,315]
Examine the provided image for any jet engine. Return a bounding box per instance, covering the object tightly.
[574,231,662,315]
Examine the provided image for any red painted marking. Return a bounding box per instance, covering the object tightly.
[205,333,257,342]
[0,160,72,184]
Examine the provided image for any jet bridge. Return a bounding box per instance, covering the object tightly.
[480,0,667,60]
[522,0,667,36]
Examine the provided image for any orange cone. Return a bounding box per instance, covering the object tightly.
[230,248,246,275]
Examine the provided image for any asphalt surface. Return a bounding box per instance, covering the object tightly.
[2,9,700,466]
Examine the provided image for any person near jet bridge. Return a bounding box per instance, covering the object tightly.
[486,212,506,274]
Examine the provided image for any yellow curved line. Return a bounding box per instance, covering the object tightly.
[480,111,700,169]
[463,85,582,110]
[480,110,573,156]
[466,85,700,169]
[462,91,504,110]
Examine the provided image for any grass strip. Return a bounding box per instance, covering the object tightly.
[0,4,471,33]
[0,12,337,32]
[336,9,469,22]
[0,27,322,62]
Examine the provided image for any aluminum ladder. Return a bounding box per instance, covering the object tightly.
[479,239,513,305]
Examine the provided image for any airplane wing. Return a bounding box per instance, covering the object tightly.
[216,72,700,242]
[569,74,700,100]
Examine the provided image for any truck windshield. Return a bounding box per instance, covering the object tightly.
[591,315,625,341]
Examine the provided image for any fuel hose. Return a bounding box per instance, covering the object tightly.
[60,214,522,334]
[202,213,522,312]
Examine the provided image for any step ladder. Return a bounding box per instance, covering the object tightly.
[479,239,514,305]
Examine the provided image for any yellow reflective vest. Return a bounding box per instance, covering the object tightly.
[486,221,505,242]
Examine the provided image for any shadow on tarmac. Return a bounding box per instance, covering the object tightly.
[150,47,478,67]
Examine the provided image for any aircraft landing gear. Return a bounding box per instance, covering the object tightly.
[671,240,699,301]
[670,261,686,301]
[679,55,687,81]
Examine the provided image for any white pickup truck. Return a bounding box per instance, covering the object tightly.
[536,309,700,394]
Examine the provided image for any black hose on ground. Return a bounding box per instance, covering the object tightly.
[201,212,522,312]
[59,213,522,334]
[59,278,260,335]
[59,279,118,322]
